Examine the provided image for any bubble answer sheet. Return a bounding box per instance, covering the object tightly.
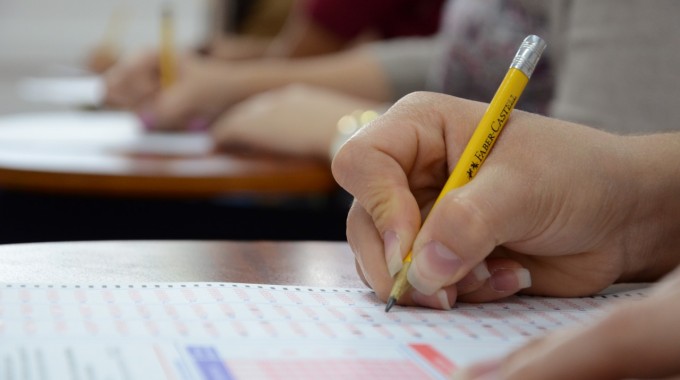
[0,282,646,380]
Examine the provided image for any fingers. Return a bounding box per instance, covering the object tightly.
[334,93,544,304]
[345,200,409,300]
[333,93,461,281]
[406,165,529,296]
[346,199,460,310]
[354,259,370,289]
[104,50,159,108]
[105,51,214,131]
[457,258,531,303]
[332,126,422,276]
[347,198,531,309]
[144,84,202,130]
[142,55,210,131]
[337,91,643,305]
[406,111,545,296]
[456,282,680,380]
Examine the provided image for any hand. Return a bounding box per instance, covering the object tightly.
[455,267,680,380]
[104,46,393,131]
[331,92,680,310]
[104,50,259,130]
[104,49,159,109]
[212,84,383,158]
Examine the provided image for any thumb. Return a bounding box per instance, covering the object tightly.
[407,164,537,295]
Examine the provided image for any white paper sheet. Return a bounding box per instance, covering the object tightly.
[0,111,215,157]
[17,77,105,107]
[0,282,646,380]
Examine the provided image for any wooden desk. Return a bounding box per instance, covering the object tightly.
[0,111,335,197]
[0,240,365,288]
[0,102,346,244]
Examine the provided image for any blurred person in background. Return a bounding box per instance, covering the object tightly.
[103,0,550,159]
[211,0,551,159]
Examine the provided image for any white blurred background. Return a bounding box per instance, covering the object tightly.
[0,0,210,66]
[0,0,212,113]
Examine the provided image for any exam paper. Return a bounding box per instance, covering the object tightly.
[0,282,646,380]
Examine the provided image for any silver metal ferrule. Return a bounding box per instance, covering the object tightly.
[510,35,547,78]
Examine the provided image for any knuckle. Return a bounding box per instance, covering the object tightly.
[425,193,498,261]
[330,137,366,191]
[362,189,396,231]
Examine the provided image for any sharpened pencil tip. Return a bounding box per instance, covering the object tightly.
[385,297,397,312]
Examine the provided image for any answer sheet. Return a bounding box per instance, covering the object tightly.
[0,282,646,379]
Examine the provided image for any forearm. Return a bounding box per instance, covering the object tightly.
[619,133,680,282]
[208,36,272,60]
[226,48,393,103]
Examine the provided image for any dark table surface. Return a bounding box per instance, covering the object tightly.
[0,240,366,288]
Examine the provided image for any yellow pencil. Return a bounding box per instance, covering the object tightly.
[160,3,176,89]
[385,35,547,312]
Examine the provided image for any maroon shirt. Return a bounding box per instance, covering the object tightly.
[303,0,445,40]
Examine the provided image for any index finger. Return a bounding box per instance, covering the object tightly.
[332,92,483,279]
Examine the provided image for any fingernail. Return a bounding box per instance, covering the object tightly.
[407,240,462,295]
[490,268,532,293]
[411,289,452,310]
[383,230,403,277]
[188,117,210,132]
[457,262,492,290]
[139,111,156,131]
[473,262,492,281]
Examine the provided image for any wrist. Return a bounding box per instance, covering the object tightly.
[217,60,291,104]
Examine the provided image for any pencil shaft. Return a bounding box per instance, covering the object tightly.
[160,6,176,89]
